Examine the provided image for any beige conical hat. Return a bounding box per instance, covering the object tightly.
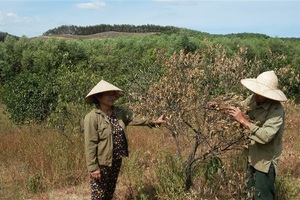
[85,80,124,103]
[241,71,287,102]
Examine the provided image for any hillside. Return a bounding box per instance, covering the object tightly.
[38,31,159,40]
[0,31,19,42]
[2,23,300,42]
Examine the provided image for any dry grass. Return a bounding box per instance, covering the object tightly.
[276,101,300,199]
[0,102,299,199]
[280,100,300,176]
[115,126,172,199]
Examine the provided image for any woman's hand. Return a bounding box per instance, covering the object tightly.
[152,114,167,125]
[91,169,101,179]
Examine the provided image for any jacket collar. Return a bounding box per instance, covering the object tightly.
[255,99,274,111]
[94,106,118,117]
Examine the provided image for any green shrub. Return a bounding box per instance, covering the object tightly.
[27,172,43,193]
[3,72,57,123]
[154,153,186,199]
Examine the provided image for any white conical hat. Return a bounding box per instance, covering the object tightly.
[241,70,287,102]
[85,80,124,103]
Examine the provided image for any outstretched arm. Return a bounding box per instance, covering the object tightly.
[152,114,167,125]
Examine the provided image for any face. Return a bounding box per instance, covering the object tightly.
[96,91,120,107]
[254,93,267,103]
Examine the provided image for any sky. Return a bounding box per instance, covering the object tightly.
[0,0,299,38]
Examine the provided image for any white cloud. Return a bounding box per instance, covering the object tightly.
[75,1,106,9]
[6,12,17,17]
[0,11,41,26]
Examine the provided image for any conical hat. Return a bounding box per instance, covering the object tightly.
[85,80,124,103]
[241,71,287,102]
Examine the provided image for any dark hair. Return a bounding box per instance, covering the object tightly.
[92,93,103,105]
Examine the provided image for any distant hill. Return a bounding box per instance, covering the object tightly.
[2,24,299,41]
[38,31,159,40]
[0,32,19,42]
[43,24,182,36]
[40,24,287,40]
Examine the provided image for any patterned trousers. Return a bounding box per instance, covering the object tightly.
[90,159,122,200]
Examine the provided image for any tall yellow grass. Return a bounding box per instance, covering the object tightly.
[0,102,299,199]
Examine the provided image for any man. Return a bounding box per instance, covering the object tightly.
[228,70,287,199]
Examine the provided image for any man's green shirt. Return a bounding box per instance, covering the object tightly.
[241,95,285,173]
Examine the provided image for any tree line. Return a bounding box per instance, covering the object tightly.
[43,24,183,36]
[0,28,299,127]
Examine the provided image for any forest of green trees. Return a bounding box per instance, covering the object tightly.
[0,25,300,126]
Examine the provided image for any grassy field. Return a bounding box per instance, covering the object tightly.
[0,101,299,199]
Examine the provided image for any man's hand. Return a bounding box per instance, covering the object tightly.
[228,106,250,129]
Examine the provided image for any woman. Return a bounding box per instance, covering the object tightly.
[84,80,166,200]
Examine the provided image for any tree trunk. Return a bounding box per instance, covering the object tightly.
[185,160,193,191]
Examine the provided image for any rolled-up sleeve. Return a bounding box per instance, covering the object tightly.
[249,106,284,144]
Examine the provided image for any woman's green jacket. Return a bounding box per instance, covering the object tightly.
[84,106,153,172]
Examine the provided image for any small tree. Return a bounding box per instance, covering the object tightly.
[128,43,262,196]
